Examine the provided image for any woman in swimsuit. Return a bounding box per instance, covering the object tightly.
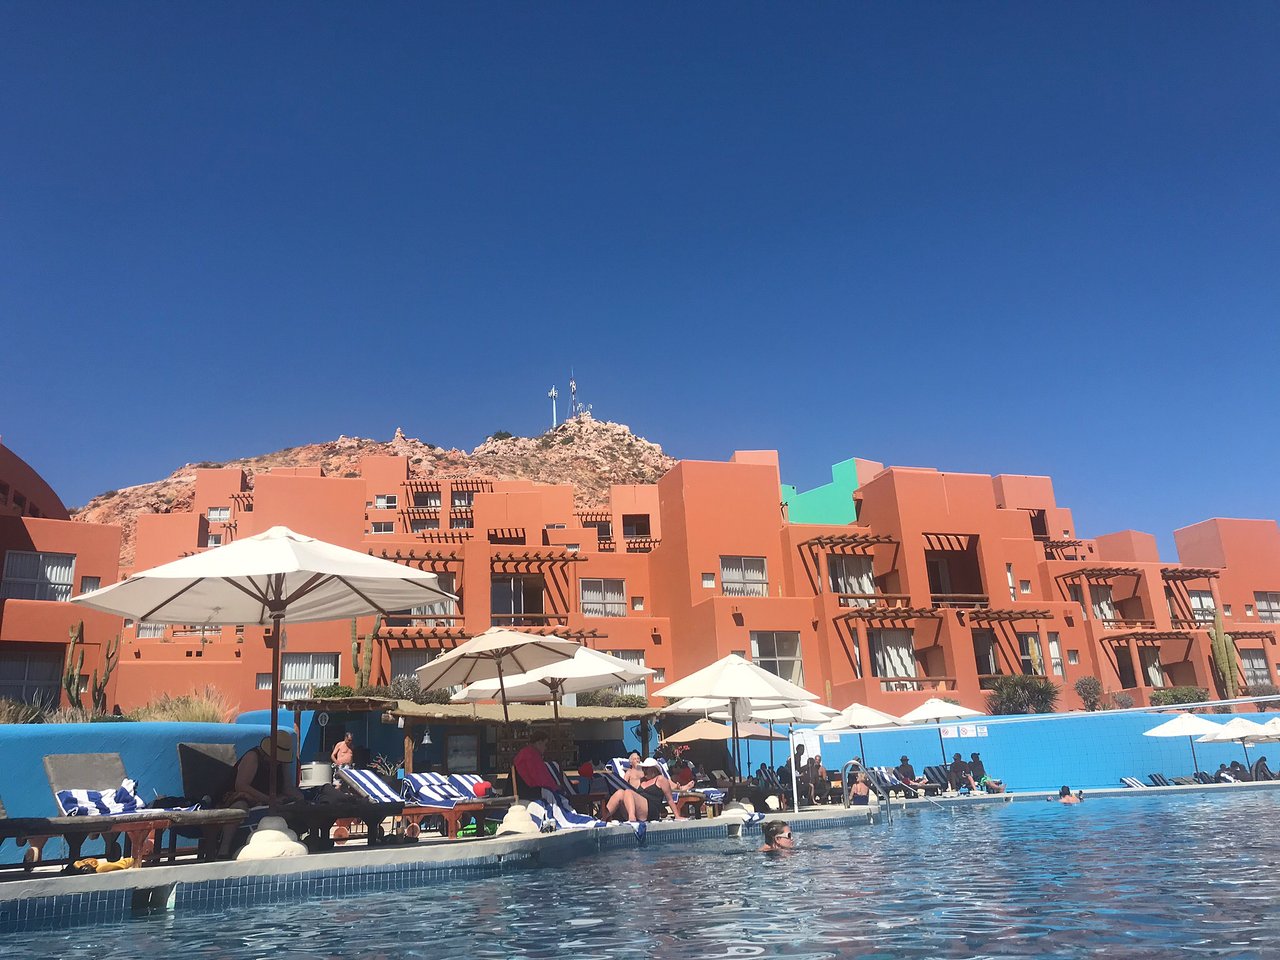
[636,758,687,821]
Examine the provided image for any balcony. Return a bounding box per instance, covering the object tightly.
[1169,616,1214,631]
[930,593,990,609]
[489,613,570,627]
[877,675,957,693]
[1098,618,1157,632]
[837,593,911,609]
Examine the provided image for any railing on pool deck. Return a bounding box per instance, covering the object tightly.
[842,760,896,824]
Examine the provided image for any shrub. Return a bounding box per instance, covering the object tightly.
[0,699,46,724]
[1150,686,1210,707]
[489,430,513,441]
[132,685,236,723]
[576,690,648,709]
[1074,676,1103,711]
[985,675,1060,715]
[44,708,133,723]
[311,684,356,699]
[1109,692,1135,710]
[1244,683,1280,710]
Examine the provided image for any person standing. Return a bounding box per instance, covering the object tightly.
[331,732,355,769]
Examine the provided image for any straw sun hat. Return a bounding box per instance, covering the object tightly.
[258,731,295,763]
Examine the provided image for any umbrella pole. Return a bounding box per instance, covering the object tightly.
[268,612,284,807]
[789,724,800,812]
[768,721,775,770]
[858,733,866,769]
[1190,736,1199,775]
[938,727,947,769]
[1242,740,1250,767]
[496,658,510,725]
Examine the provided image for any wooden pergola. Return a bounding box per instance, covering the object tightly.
[966,608,1054,623]
[1160,567,1221,581]
[798,532,897,550]
[1056,566,1144,580]
[835,605,942,621]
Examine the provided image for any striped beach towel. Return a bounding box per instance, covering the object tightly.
[56,778,151,817]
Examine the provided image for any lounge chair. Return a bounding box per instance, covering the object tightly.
[1148,773,1174,787]
[46,752,245,864]
[526,788,608,831]
[0,793,174,873]
[545,761,608,816]
[1120,777,1148,789]
[1171,776,1197,786]
[604,758,707,818]
[172,743,392,852]
[922,766,955,795]
[339,768,478,840]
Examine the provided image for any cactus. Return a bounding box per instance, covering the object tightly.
[350,615,382,689]
[63,621,85,708]
[1210,610,1238,700]
[350,617,360,678]
[90,633,121,715]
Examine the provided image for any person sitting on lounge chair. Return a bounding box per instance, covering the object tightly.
[637,758,688,821]
[949,754,978,792]
[225,732,306,809]
[969,753,1005,794]
[512,732,567,802]
[1251,756,1274,781]
[1228,761,1253,782]
[1214,763,1236,783]
[893,756,930,794]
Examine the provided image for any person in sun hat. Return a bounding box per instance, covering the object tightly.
[225,730,305,808]
[637,757,688,821]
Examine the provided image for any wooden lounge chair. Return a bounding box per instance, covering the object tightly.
[46,752,245,864]
[177,743,397,851]
[340,768,482,840]
[0,793,173,873]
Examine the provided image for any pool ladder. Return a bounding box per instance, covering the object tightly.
[842,760,896,825]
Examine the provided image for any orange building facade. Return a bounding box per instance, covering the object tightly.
[3,438,1280,716]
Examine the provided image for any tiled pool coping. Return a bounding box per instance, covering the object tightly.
[3,779,1276,933]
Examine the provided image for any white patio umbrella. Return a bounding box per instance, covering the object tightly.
[1197,716,1269,766]
[70,525,454,802]
[1143,713,1222,774]
[450,646,653,720]
[662,717,734,743]
[899,697,985,767]
[654,654,820,805]
[414,627,582,724]
[660,696,732,715]
[814,702,903,768]
[1247,716,1280,742]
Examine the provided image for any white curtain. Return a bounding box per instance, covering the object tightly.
[830,555,874,597]
[1,550,75,601]
[1090,584,1117,621]
[871,630,916,680]
[1139,648,1164,687]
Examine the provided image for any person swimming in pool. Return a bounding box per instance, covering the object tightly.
[1053,785,1083,804]
[760,820,795,852]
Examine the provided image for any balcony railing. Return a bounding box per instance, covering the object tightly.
[1170,616,1214,630]
[489,613,570,627]
[930,593,989,609]
[1099,618,1156,631]
[877,675,957,693]
[837,593,911,608]
[723,581,769,599]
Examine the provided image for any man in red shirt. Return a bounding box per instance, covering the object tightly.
[512,731,562,801]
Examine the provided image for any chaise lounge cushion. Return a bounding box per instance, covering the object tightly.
[55,779,149,817]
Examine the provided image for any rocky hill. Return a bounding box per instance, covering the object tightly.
[72,415,676,566]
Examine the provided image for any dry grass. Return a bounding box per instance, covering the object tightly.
[0,699,46,724]
[131,685,238,723]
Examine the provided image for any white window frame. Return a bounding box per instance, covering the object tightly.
[374,494,398,510]
[451,490,475,508]
[580,578,626,617]
[1189,590,1217,623]
[1,550,76,602]
[79,576,101,594]
[370,521,395,534]
[1017,632,1044,676]
[206,506,230,522]
[1254,592,1280,624]
[413,491,442,508]
[410,519,440,532]
[1240,648,1271,688]
[206,533,223,548]
[1047,632,1065,677]
[606,650,648,698]
[721,556,768,598]
[263,653,340,701]
[749,631,804,686]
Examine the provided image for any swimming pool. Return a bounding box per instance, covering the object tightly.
[10,791,1279,959]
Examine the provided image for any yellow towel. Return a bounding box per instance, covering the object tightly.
[95,857,135,873]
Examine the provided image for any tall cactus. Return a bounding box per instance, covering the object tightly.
[63,621,85,708]
[350,615,382,689]
[1210,610,1239,700]
[91,633,121,715]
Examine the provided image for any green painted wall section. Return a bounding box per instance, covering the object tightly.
[781,457,860,525]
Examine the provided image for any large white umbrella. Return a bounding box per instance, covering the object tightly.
[662,718,734,743]
[711,700,839,787]
[71,525,453,801]
[660,696,732,715]
[899,697,985,767]
[415,627,582,723]
[1143,712,1222,774]
[1247,716,1280,743]
[450,646,653,720]
[654,654,821,805]
[1197,716,1268,766]
[814,702,903,768]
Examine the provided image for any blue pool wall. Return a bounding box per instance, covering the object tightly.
[792,710,1277,792]
[0,721,270,865]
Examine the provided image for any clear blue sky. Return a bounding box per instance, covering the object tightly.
[3,3,1277,556]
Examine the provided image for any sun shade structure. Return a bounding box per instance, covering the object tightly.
[814,702,903,769]
[450,646,653,720]
[659,696,733,715]
[1197,716,1269,766]
[899,697,985,767]
[70,525,453,802]
[1143,712,1223,774]
[414,627,582,723]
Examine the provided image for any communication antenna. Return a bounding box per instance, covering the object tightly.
[569,372,578,417]
[547,386,558,429]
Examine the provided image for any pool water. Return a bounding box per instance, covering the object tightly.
[12,791,1280,959]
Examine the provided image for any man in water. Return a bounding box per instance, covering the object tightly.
[760,820,795,852]
[1055,785,1083,804]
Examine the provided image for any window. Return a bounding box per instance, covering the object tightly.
[406,572,457,626]
[410,519,440,532]
[565,544,580,554]
[491,574,544,625]
[1019,580,1032,595]
[1016,633,1044,676]
[389,648,439,680]
[581,578,626,617]
[1006,564,1016,602]
[206,534,223,547]
[631,596,645,611]
[1246,604,1255,617]
[451,490,474,508]
[260,653,340,701]
[701,573,715,589]
[371,522,395,534]
[867,629,915,688]
[1047,632,1065,677]
[622,514,651,539]
[652,667,665,684]
[207,507,230,522]
[1068,584,1086,616]
[1089,584,1117,622]
[1138,647,1164,687]
[1,551,76,602]
[586,520,613,541]
[1224,603,1233,617]
[413,491,441,508]
[972,629,999,676]
[136,623,166,638]
[452,518,474,529]
[1240,649,1271,688]
[374,494,398,510]
[0,650,63,707]
[749,631,804,686]
[1190,590,1217,623]
[607,650,648,698]
[545,523,566,530]
[1067,649,1080,665]
[79,576,101,594]
[720,556,768,598]
[829,555,874,603]
[1254,592,1280,623]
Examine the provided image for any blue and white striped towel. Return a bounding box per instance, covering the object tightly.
[526,788,607,831]
[402,773,470,809]
[56,778,150,817]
